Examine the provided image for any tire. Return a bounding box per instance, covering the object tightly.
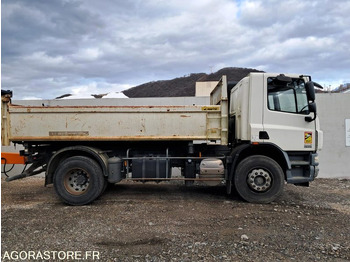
[234,155,284,204]
[53,156,105,205]
[101,178,108,195]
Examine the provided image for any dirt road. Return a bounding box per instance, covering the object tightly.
[1,177,350,261]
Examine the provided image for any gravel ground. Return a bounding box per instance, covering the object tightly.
[1,177,350,261]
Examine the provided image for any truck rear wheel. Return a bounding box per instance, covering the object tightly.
[53,156,105,205]
[234,155,284,203]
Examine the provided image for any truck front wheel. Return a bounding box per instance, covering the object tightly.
[53,156,105,205]
[234,155,284,203]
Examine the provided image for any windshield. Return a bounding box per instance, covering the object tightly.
[267,77,309,114]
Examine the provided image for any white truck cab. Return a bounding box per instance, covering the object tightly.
[229,73,322,198]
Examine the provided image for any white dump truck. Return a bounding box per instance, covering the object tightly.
[1,73,323,205]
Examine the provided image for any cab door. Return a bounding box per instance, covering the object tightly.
[262,74,316,152]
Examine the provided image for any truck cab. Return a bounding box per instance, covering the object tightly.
[229,73,323,202]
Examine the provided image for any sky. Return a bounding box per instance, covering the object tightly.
[1,0,350,100]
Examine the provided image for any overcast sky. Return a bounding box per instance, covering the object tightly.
[1,0,350,99]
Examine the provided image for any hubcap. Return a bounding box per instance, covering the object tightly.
[64,169,90,195]
[247,169,272,192]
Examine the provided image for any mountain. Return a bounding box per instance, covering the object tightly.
[123,67,262,97]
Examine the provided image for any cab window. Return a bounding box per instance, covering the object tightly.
[267,77,309,114]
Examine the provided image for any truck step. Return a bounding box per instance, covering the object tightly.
[290,161,309,166]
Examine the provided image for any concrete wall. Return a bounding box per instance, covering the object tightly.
[316,93,350,178]
[195,81,218,96]
[12,96,210,107]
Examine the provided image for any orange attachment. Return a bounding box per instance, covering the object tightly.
[1,152,27,164]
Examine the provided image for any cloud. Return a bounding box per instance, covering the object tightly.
[2,0,350,99]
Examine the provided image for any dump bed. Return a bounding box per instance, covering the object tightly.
[2,77,228,146]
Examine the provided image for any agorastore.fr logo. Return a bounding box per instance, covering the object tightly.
[2,250,100,261]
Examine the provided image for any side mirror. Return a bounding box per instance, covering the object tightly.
[305,102,317,122]
[308,102,316,113]
[313,81,323,89]
[305,81,316,102]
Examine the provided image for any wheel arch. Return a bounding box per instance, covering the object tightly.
[46,146,109,185]
[229,143,290,181]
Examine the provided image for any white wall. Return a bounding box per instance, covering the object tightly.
[316,93,350,178]
[195,81,218,96]
[13,96,210,106]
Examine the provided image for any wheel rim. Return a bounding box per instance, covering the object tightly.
[63,168,90,195]
[247,168,272,192]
